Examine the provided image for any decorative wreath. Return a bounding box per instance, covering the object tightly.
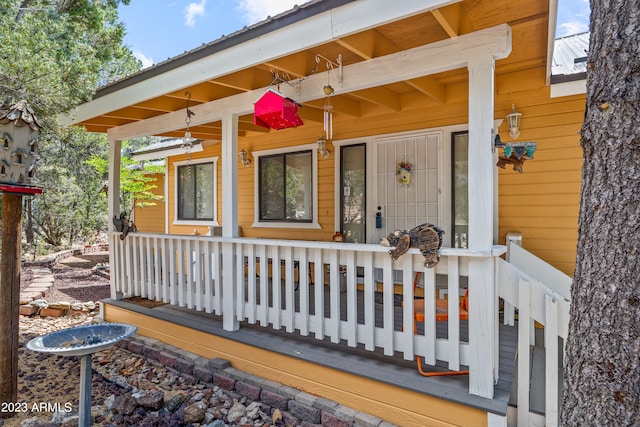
[396,160,413,186]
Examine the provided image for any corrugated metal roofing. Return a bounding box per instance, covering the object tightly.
[552,32,589,77]
[132,137,200,155]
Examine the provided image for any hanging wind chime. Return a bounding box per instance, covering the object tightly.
[323,84,334,141]
[315,54,342,159]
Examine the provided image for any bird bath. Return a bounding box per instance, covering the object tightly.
[27,323,137,426]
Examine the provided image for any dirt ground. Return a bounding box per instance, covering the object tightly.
[46,252,111,304]
[1,252,113,426]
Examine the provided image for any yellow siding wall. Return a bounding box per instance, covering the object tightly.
[160,68,583,276]
[133,172,166,234]
[496,69,584,275]
[105,304,488,427]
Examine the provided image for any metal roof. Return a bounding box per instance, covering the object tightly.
[131,137,203,161]
[552,32,589,80]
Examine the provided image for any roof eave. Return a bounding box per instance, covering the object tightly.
[60,0,461,129]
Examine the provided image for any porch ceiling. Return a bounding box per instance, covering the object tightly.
[67,0,552,141]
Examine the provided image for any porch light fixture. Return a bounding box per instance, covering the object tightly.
[506,104,522,139]
[317,135,330,159]
[239,147,251,167]
[181,91,196,151]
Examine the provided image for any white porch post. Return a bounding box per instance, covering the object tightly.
[107,136,122,300]
[221,111,240,331]
[467,56,497,398]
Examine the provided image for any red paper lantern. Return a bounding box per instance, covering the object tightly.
[254,89,304,130]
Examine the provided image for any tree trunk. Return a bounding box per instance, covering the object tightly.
[561,2,640,425]
[25,197,33,243]
[0,194,22,418]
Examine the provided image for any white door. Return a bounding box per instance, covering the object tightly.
[373,132,441,243]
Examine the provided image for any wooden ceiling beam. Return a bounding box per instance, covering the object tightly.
[81,116,130,127]
[164,83,242,103]
[262,53,312,79]
[406,75,446,103]
[432,3,475,37]
[349,87,402,111]
[104,108,159,121]
[302,95,362,117]
[296,106,325,123]
[431,3,462,38]
[336,30,397,60]
[210,68,271,92]
[238,121,271,133]
[133,96,187,113]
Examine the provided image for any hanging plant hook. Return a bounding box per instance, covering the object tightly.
[182,91,195,151]
[185,91,195,125]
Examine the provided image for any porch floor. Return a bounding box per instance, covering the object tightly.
[105,295,518,416]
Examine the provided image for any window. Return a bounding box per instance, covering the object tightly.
[451,132,469,248]
[253,144,320,229]
[174,157,217,224]
[340,144,366,243]
[259,150,313,222]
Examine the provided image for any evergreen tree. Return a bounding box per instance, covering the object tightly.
[0,0,150,250]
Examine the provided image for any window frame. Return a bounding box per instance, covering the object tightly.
[252,144,321,229]
[173,156,219,226]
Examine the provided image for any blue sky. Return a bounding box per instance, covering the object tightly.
[118,0,591,69]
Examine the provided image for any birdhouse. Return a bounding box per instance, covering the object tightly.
[254,88,304,130]
[0,100,42,194]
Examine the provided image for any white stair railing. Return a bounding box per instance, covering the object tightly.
[498,242,571,427]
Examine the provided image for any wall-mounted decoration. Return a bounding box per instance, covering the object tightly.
[0,100,42,195]
[396,160,413,186]
[494,134,537,173]
[254,88,304,130]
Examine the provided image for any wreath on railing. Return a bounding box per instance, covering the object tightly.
[396,160,413,186]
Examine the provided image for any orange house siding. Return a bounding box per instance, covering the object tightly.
[159,70,583,276]
[132,172,166,234]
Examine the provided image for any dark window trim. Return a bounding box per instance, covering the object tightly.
[339,143,366,236]
[451,131,469,248]
[258,149,313,223]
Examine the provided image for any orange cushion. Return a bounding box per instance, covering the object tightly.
[412,298,469,322]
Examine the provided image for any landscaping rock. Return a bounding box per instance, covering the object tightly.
[183,402,206,424]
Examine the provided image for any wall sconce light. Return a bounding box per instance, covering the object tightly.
[317,135,330,159]
[506,104,522,139]
[239,147,251,167]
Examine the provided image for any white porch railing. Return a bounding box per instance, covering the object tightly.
[498,243,571,427]
[109,232,507,398]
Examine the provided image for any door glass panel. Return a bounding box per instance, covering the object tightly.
[452,132,469,248]
[341,144,366,243]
